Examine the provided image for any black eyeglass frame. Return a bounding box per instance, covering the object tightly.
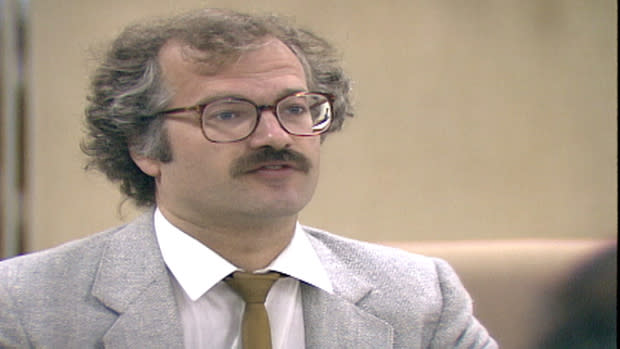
[159,91,335,143]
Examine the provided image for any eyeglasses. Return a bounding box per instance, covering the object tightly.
[159,91,334,143]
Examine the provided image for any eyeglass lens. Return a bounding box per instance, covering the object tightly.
[201,93,332,142]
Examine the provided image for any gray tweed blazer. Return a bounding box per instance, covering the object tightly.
[0,212,497,348]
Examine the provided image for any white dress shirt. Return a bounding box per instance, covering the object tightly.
[154,209,333,349]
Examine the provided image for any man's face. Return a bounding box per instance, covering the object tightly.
[133,38,321,229]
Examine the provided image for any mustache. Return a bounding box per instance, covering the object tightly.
[229,147,312,178]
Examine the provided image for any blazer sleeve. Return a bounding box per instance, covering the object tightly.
[429,258,498,349]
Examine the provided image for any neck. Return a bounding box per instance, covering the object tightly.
[158,206,297,271]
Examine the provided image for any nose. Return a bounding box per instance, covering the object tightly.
[246,109,292,150]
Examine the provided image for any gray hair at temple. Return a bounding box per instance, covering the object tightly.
[81,8,353,207]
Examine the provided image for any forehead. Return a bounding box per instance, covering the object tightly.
[157,38,308,100]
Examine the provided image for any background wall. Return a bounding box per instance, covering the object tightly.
[25,0,616,251]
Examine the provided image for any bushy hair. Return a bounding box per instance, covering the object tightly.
[82,8,353,207]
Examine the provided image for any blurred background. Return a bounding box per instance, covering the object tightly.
[1,0,616,252]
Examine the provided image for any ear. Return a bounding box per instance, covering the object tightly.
[130,151,162,178]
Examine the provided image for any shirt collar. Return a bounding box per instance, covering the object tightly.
[154,208,333,301]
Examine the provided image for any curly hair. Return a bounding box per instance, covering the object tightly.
[82,8,353,207]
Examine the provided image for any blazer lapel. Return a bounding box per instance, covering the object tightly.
[91,212,184,348]
[303,231,394,348]
[302,285,393,348]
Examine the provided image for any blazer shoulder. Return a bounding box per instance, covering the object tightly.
[0,210,154,281]
[0,224,125,288]
[302,225,442,274]
[301,225,497,348]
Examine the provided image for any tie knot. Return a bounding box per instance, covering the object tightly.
[225,271,281,303]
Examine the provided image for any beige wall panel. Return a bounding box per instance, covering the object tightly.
[27,0,616,251]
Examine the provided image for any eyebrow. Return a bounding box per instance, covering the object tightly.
[194,88,308,106]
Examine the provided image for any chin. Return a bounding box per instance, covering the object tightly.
[251,196,311,219]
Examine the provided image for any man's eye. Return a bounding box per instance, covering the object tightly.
[214,111,237,121]
[284,105,308,115]
[217,112,237,120]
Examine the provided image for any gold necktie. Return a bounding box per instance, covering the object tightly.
[225,271,281,349]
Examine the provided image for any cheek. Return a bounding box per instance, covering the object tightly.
[162,129,223,181]
[172,147,231,181]
[306,138,321,166]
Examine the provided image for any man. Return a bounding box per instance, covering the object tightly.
[0,8,497,348]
